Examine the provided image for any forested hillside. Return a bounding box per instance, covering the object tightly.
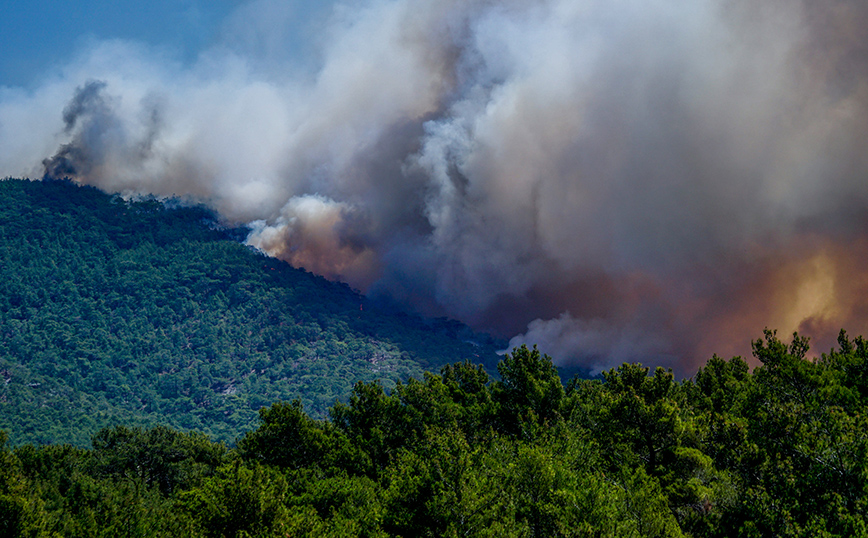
[0,178,501,446]
[3,335,868,537]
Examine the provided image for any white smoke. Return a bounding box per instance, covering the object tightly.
[2,0,867,373]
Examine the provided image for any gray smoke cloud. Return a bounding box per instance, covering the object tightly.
[2,0,868,374]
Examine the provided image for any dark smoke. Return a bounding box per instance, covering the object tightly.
[42,79,125,181]
[2,0,868,374]
[42,143,86,180]
[61,80,108,133]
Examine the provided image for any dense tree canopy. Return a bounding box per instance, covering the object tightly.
[0,178,501,446]
[3,179,868,536]
[3,334,868,537]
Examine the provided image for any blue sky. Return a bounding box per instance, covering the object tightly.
[0,0,329,88]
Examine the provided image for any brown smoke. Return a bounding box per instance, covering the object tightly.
[2,0,867,374]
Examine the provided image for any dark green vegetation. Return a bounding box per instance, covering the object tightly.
[4,178,868,536]
[0,178,501,446]
[4,335,868,537]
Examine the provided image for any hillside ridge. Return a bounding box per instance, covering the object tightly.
[0,178,502,446]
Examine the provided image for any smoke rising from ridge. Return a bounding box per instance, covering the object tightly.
[2,0,868,373]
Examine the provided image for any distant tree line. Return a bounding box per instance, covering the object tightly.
[4,332,868,537]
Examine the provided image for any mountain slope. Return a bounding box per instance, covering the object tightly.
[0,178,502,446]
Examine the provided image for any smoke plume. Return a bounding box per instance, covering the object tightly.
[2,0,867,374]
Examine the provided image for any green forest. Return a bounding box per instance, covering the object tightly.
[0,178,501,446]
[3,178,868,537]
[4,335,868,537]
